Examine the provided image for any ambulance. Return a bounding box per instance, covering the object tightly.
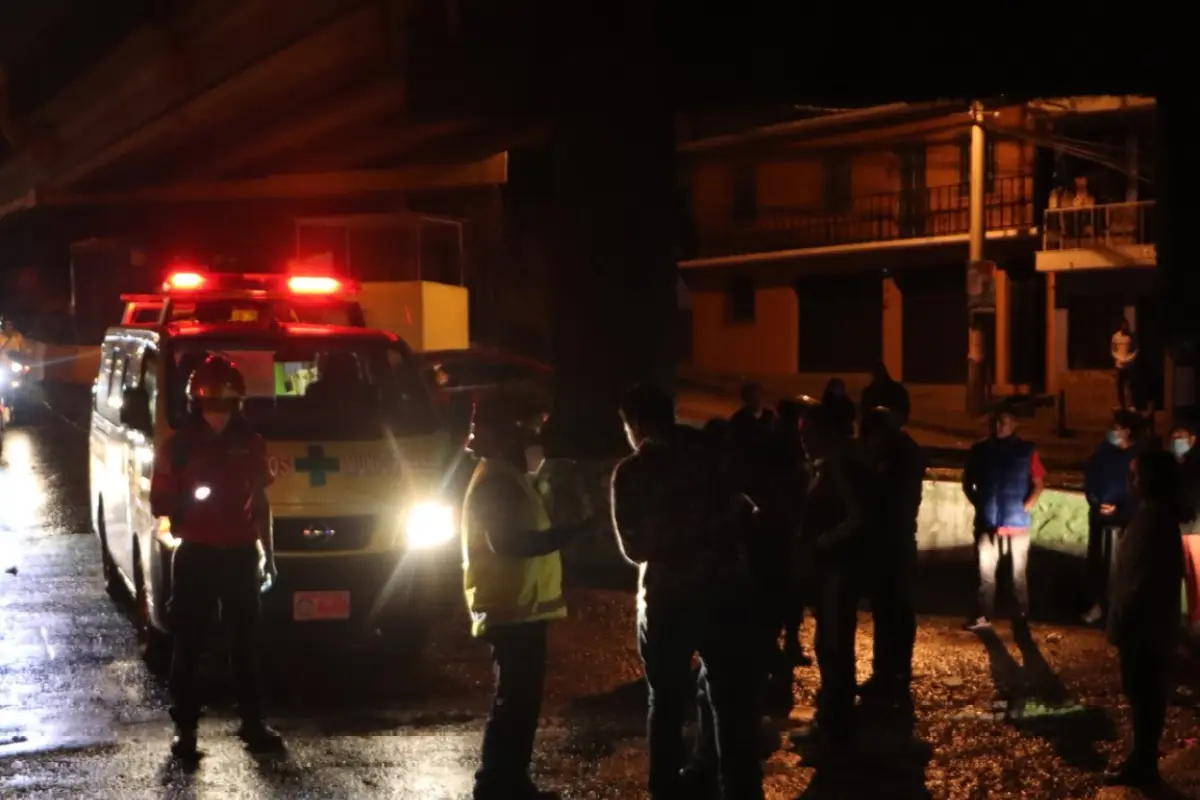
[90,269,461,664]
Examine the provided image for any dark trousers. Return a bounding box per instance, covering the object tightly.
[814,562,860,735]
[1118,646,1169,771]
[869,546,917,692]
[1086,516,1123,611]
[976,531,1030,619]
[475,621,548,794]
[168,542,263,731]
[1116,365,1138,408]
[639,601,764,800]
[749,517,793,702]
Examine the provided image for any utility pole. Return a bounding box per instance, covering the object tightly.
[966,101,993,417]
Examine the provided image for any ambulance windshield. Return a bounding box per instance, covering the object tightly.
[166,338,438,439]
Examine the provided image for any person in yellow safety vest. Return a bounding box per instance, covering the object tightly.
[462,394,593,800]
[0,318,27,358]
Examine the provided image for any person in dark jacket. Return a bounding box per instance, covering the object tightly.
[860,362,911,427]
[857,406,925,710]
[820,378,857,439]
[775,398,814,667]
[1106,450,1186,788]
[1082,410,1140,625]
[729,382,776,447]
[962,407,1046,630]
[613,383,764,800]
[797,404,880,747]
[1171,417,1200,632]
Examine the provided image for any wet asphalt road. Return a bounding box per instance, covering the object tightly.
[2,398,1200,798]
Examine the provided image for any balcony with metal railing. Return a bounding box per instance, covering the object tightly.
[686,175,1035,263]
[1036,200,1156,271]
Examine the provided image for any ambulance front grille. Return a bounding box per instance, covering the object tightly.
[273,516,375,552]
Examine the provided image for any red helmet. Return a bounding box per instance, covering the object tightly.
[187,354,246,406]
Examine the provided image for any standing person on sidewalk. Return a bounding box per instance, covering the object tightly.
[1171,417,1200,634]
[961,407,1046,631]
[730,382,776,444]
[774,398,814,668]
[796,405,881,749]
[1111,317,1140,410]
[820,378,857,439]
[1106,450,1186,789]
[612,383,764,800]
[857,406,925,712]
[462,395,594,800]
[860,362,911,427]
[1082,410,1141,625]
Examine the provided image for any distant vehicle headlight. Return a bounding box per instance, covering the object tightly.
[404,501,455,550]
[8,360,23,373]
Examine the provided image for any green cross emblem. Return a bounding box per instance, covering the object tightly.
[296,445,340,488]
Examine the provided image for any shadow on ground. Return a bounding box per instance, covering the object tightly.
[791,710,933,799]
[912,545,1089,625]
[974,625,1117,772]
[564,678,648,717]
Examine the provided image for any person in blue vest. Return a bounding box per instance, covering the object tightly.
[1081,409,1141,625]
[461,394,594,800]
[962,406,1046,631]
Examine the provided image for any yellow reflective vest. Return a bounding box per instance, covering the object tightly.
[461,457,567,638]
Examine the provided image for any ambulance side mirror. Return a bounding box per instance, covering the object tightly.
[120,386,153,433]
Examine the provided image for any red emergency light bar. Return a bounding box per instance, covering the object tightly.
[165,271,206,290]
[287,275,342,294]
[156,271,358,297]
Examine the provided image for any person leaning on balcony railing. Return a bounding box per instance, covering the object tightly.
[1062,175,1097,240]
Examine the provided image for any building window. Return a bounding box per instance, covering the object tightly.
[822,152,853,214]
[725,279,756,324]
[731,165,757,222]
[958,136,997,196]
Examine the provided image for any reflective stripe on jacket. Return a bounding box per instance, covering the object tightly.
[461,458,566,638]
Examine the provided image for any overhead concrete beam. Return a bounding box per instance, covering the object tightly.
[285,119,476,172]
[0,0,379,207]
[37,153,507,205]
[179,79,406,180]
[44,5,393,191]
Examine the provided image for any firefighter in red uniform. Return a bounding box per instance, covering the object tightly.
[149,354,283,759]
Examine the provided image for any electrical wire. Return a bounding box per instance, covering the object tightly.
[985,121,1152,183]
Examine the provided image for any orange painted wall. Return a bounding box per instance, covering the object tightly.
[692,286,798,375]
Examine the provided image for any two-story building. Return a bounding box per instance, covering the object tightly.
[678,96,1156,423]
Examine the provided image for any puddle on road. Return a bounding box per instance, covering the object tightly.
[0,714,118,760]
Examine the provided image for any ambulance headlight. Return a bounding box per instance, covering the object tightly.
[404,502,455,549]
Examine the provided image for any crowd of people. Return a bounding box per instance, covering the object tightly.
[130,345,1200,798]
[602,365,1200,797]
[605,365,925,799]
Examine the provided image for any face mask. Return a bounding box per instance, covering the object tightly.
[1172,438,1192,460]
[1107,430,1122,447]
[202,411,232,432]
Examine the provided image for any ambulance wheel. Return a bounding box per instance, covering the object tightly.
[96,514,121,600]
[134,552,173,676]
